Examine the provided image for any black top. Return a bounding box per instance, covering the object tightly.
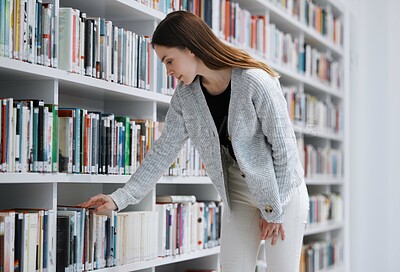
[201,80,236,161]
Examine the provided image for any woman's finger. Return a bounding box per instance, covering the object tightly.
[265,226,275,240]
[79,194,106,208]
[271,226,279,245]
[280,225,286,241]
[94,203,113,216]
[260,219,268,240]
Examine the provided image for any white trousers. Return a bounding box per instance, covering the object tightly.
[220,159,309,272]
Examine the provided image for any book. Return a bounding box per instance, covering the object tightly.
[156,195,196,203]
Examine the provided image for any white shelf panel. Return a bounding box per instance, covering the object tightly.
[319,0,346,15]
[305,176,344,185]
[233,0,343,57]
[0,56,66,80]
[0,174,214,185]
[60,0,166,21]
[305,221,343,235]
[0,57,171,105]
[259,223,344,238]
[293,124,343,141]
[0,173,131,184]
[158,176,212,185]
[221,41,344,99]
[267,60,344,99]
[60,71,171,105]
[264,0,344,57]
[96,247,220,271]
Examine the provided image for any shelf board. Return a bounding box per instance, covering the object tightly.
[233,0,343,57]
[0,173,214,185]
[293,124,343,141]
[158,176,213,185]
[0,173,345,186]
[305,221,343,235]
[0,57,171,105]
[0,56,66,80]
[305,176,344,185]
[60,0,165,21]
[0,173,131,184]
[220,40,344,99]
[265,0,344,57]
[318,0,346,15]
[96,247,220,271]
[59,72,171,105]
[267,60,344,99]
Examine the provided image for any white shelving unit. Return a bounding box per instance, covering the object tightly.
[0,0,220,271]
[232,1,349,272]
[0,0,349,271]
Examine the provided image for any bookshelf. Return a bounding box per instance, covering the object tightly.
[0,0,219,271]
[0,0,349,272]
[232,1,349,272]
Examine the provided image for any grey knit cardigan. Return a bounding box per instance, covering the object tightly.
[110,67,304,223]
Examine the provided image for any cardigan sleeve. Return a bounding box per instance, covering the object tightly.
[110,86,188,211]
[252,75,302,223]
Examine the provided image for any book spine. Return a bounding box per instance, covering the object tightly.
[84,19,93,77]
[35,0,42,64]
[52,105,58,172]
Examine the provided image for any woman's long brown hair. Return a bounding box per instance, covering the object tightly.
[151,10,279,77]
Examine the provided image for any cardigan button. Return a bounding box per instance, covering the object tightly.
[228,135,232,141]
[265,205,273,213]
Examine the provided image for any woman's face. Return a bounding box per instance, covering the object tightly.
[154,45,199,85]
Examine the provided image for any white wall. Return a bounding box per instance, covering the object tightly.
[386,0,400,270]
[350,0,400,271]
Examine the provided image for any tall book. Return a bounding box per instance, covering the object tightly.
[115,116,130,174]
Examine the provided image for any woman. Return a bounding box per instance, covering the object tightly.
[80,10,309,272]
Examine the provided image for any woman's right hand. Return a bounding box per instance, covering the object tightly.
[78,194,118,215]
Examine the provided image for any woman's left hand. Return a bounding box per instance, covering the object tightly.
[259,218,285,245]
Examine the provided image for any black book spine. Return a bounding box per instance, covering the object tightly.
[56,216,70,272]
[85,20,93,77]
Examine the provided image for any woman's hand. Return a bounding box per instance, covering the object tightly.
[259,218,285,245]
[78,194,118,215]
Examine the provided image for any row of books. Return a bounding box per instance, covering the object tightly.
[308,193,343,225]
[0,98,160,174]
[59,7,150,90]
[0,97,209,176]
[211,6,343,89]
[264,26,342,89]
[156,196,222,257]
[167,138,207,177]
[218,6,341,89]
[297,138,343,178]
[1,97,342,176]
[300,239,343,272]
[0,203,222,272]
[0,99,57,173]
[0,0,343,95]
[269,0,343,46]
[162,0,343,89]
[58,110,159,175]
[284,85,343,134]
[57,207,159,271]
[0,0,175,95]
[0,209,55,272]
[0,0,57,67]
[138,0,342,47]
[156,59,178,96]
[57,202,221,270]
